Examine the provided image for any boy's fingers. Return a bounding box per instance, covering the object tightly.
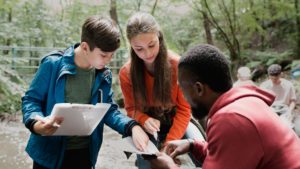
[137,142,146,151]
[135,140,143,151]
[141,138,149,151]
[35,115,47,123]
[35,115,62,128]
[54,116,64,124]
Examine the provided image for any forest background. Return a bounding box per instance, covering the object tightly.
[0,0,300,116]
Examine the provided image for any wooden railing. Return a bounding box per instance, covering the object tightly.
[0,46,128,84]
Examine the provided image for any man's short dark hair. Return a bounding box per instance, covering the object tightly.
[268,64,282,76]
[81,16,120,52]
[179,44,232,93]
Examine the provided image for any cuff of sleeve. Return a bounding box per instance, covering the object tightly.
[25,118,40,135]
[136,114,149,126]
[124,120,141,137]
[188,139,194,152]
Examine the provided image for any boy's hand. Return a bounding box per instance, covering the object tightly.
[131,125,149,151]
[33,116,64,135]
[144,117,160,135]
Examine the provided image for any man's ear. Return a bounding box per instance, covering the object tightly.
[194,82,204,96]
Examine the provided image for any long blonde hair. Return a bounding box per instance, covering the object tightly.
[126,12,172,113]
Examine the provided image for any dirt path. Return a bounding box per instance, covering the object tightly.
[2,112,298,169]
[0,118,196,169]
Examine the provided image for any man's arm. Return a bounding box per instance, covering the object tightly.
[191,140,208,162]
[202,113,263,169]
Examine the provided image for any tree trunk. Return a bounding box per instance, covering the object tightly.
[59,0,64,21]
[136,0,142,11]
[109,0,127,48]
[220,0,240,61]
[109,0,118,23]
[295,0,300,58]
[202,0,240,61]
[260,0,268,50]
[202,11,213,45]
[151,0,158,15]
[3,7,12,54]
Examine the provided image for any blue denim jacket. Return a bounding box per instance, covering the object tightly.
[22,44,133,169]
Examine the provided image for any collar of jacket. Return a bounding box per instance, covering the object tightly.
[58,43,78,76]
[59,43,112,82]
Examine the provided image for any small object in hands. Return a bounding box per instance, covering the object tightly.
[142,154,157,160]
[153,131,158,141]
[35,115,61,127]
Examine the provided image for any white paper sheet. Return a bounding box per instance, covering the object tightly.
[50,103,111,136]
[120,137,159,155]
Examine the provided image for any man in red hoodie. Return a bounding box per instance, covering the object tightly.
[150,44,300,169]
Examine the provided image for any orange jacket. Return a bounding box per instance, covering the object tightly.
[119,51,191,142]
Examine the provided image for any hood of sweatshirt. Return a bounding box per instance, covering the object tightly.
[208,85,275,119]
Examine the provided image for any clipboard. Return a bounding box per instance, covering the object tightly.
[50,103,111,136]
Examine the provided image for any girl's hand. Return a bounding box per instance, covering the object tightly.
[144,117,160,135]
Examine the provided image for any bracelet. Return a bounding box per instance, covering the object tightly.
[188,139,194,152]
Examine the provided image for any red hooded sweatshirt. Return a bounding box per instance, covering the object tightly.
[191,85,300,169]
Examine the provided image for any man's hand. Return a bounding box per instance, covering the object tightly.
[150,152,180,169]
[144,117,160,135]
[33,116,64,135]
[131,125,149,151]
[164,139,190,158]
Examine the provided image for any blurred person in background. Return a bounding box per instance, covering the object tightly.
[260,64,297,127]
[233,66,255,87]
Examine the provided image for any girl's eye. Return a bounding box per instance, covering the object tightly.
[100,54,107,58]
[149,43,156,48]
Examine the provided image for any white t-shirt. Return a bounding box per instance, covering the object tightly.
[260,78,297,106]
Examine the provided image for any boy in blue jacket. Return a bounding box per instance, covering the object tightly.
[22,16,149,169]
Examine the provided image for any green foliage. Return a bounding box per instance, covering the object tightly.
[0,64,25,114]
[111,75,124,108]
[0,0,111,47]
[242,50,293,69]
[0,0,299,112]
[0,0,298,57]
[0,91,21,114]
